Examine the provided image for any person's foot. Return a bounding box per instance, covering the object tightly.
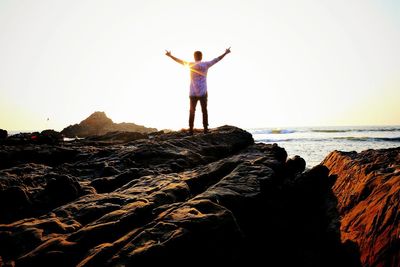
[203,128,209,134]
[189,129,194,135]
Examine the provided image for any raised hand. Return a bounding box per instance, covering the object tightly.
[225,47,231,54]
[165,50,172,57]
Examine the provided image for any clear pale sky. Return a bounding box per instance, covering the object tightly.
[0,0,399,131]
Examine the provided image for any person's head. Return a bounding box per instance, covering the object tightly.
[194,51,202,62]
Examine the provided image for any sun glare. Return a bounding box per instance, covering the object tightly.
[184,63,191,71]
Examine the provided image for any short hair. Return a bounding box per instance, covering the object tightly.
[194,51,202,61]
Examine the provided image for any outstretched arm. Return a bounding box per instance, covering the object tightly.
[165,50,186,65]
[216,47,231,61]
[207,47,231,67]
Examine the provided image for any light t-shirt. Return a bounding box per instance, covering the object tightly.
[188,57,221,97]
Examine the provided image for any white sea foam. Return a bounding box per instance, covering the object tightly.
[249,126,400,167]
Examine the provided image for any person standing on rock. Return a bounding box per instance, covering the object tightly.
[165,48,231,135]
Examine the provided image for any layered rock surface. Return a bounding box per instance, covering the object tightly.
[0,126,358,266]
[323,148,399,267]
[61,112,157,138]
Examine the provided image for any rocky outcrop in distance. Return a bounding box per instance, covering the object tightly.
[61,111,157,138]
[323,148,399,267]
[0,126,360,266]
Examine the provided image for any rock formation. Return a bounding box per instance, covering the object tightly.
[0,126,361,266]
[61,112,157,138]
[323,148,399,267]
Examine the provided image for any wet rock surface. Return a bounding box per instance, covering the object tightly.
[323,148,399,267]
[0,126,361,266]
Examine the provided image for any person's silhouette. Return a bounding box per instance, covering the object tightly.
[166,48,231,134]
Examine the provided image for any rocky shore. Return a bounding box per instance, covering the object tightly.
[0,125,397,266]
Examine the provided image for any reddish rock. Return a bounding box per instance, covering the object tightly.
[322,148,400,267]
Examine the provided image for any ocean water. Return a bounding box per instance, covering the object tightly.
[248,126,400,167]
